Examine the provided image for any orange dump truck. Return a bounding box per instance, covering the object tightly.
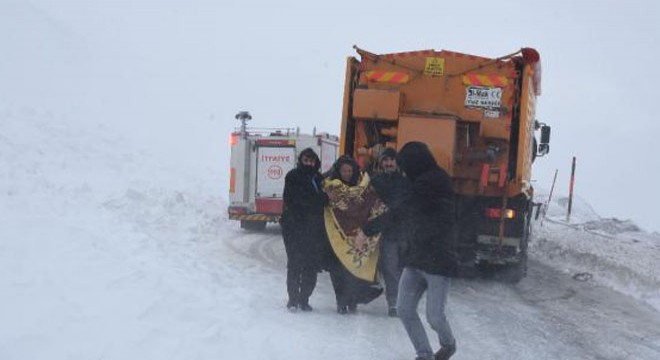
[340,46,551,282]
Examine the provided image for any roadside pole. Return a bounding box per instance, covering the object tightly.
[566,157,576,223]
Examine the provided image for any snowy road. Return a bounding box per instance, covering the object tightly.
[221,222,660,360]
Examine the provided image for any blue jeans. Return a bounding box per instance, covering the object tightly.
[397,267,455,359]
[379,239,404,308]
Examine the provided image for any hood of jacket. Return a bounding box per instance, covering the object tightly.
[397,141,440,181]
[297,148,321,172]
[378,147,397,164]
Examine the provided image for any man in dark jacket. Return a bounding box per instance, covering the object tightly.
[370,147,408,317]
[361,142,458,360]
[281,148,328,312]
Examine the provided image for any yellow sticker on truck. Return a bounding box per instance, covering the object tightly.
[424,57,445,76]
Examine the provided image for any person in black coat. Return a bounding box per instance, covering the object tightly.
[370,147,408,317]
[361,142,458,360]
[281,148,328,312]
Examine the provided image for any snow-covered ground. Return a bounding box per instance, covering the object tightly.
[2,109,660,359]
[531,193,660,312]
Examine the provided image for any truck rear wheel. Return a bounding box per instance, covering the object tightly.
[240,220,267,231]
[500,203,532,283]
[500,250,527,284]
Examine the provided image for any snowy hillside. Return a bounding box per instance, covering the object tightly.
[2,109,660,359]
[531,194,660,311]
[0,108,232,359]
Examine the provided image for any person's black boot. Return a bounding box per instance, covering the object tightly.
[299,301,313,312]
[357,286,383,304]
[286,299,298,312]
[434,343,456,360]
[337,305,348,314]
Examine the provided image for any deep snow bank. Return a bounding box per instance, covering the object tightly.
[530,192,660,311]
[0,108,233,359]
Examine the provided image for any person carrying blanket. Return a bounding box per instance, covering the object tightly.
[323,155,385,314]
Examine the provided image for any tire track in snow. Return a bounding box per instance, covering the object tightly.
[222,224,285,272]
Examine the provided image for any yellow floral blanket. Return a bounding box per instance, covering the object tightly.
[323,173,386,282]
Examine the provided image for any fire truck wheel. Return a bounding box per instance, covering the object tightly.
[240,220,267,231]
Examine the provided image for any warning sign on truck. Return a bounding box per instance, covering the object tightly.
[465,86,502,110]
[424,57,445,77]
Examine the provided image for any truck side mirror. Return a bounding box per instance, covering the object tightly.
[538,143,550,156]
[540,125,551,144]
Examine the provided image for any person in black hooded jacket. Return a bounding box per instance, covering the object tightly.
[361,141,458,360]
[280,148,328,312]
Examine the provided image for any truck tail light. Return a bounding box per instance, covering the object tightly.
[228,206,247,215]
[229,168,236,193]
[486,208,516,219]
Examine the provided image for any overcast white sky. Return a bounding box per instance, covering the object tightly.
[1,0,658,232]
